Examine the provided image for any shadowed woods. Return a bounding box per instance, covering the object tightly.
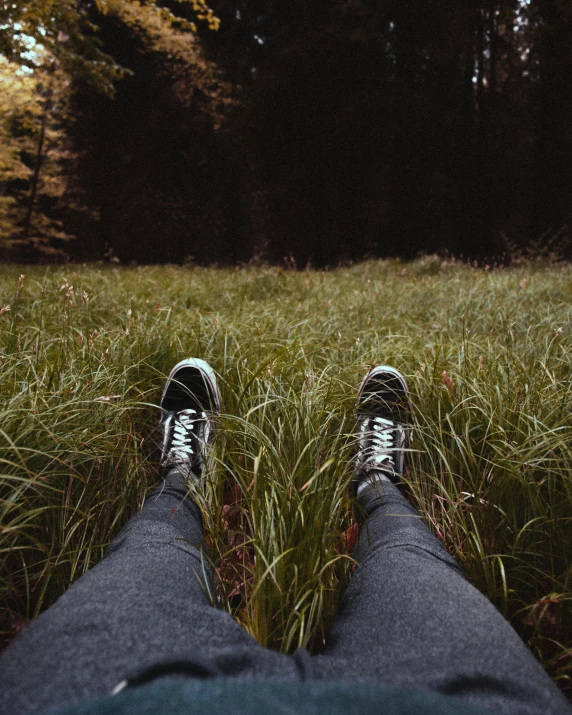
[2,1,572,264]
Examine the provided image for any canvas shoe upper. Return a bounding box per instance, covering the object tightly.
[160,358,221,480]
[354,365,411,494]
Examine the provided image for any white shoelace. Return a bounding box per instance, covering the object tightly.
[166,408,207,463]
[360,416,396,469]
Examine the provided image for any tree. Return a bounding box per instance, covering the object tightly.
[0,60,38,241]
[529,0,572,245]
[67,2,248,264]
[0,57,88,259]
[0,0,219,95]
[0,0,230,261]
[211,0,554,264]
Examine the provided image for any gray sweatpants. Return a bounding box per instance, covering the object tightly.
[0,474,570,715]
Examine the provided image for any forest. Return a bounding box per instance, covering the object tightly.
[1,0,572,266]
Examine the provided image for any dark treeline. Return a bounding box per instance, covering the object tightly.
[3,0,572,265]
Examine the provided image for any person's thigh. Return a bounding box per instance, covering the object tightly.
[312,482,572,715]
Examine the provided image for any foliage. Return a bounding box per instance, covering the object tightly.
[4,0,572,263]
[0,259,570,698]
[0,0,226,256]
[0,61,37,238]
[0,0,219,95]
[0,57,85,257]
[65,1,240,263]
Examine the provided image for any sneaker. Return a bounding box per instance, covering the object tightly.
[354,365,410,495]
[160,358,221,481]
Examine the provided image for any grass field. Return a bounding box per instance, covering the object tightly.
[1,257,571,697]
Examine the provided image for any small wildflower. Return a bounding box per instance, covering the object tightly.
[341,522,359,553]
[0,305,10,316]
[442,370,457,396]
[82,291,89,304]
[15,274,24,299]
[520,277,528,289]
[555,327,563,336]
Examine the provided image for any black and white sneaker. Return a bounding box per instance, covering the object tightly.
[160,358,221,481]
[354,365,411,496]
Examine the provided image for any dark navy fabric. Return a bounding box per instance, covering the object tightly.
[49,679,487,715]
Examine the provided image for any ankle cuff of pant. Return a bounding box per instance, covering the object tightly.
[355,473,392,497]
[163,467,201,484]
[354,477,409,519]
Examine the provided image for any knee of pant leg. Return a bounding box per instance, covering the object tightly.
[357,540,463,576]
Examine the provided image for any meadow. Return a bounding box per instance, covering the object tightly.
[0,257,571,697]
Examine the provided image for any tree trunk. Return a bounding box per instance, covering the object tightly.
[22,85,53,242]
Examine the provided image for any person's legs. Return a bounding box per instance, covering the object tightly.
[314,481,571,715]
[0,472,298,715]
[0,360,300,715]
[313,366,571,715]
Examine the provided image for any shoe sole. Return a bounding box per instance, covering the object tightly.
[160,358,221,414]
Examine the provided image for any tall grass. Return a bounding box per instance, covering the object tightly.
[0,258,570,695]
